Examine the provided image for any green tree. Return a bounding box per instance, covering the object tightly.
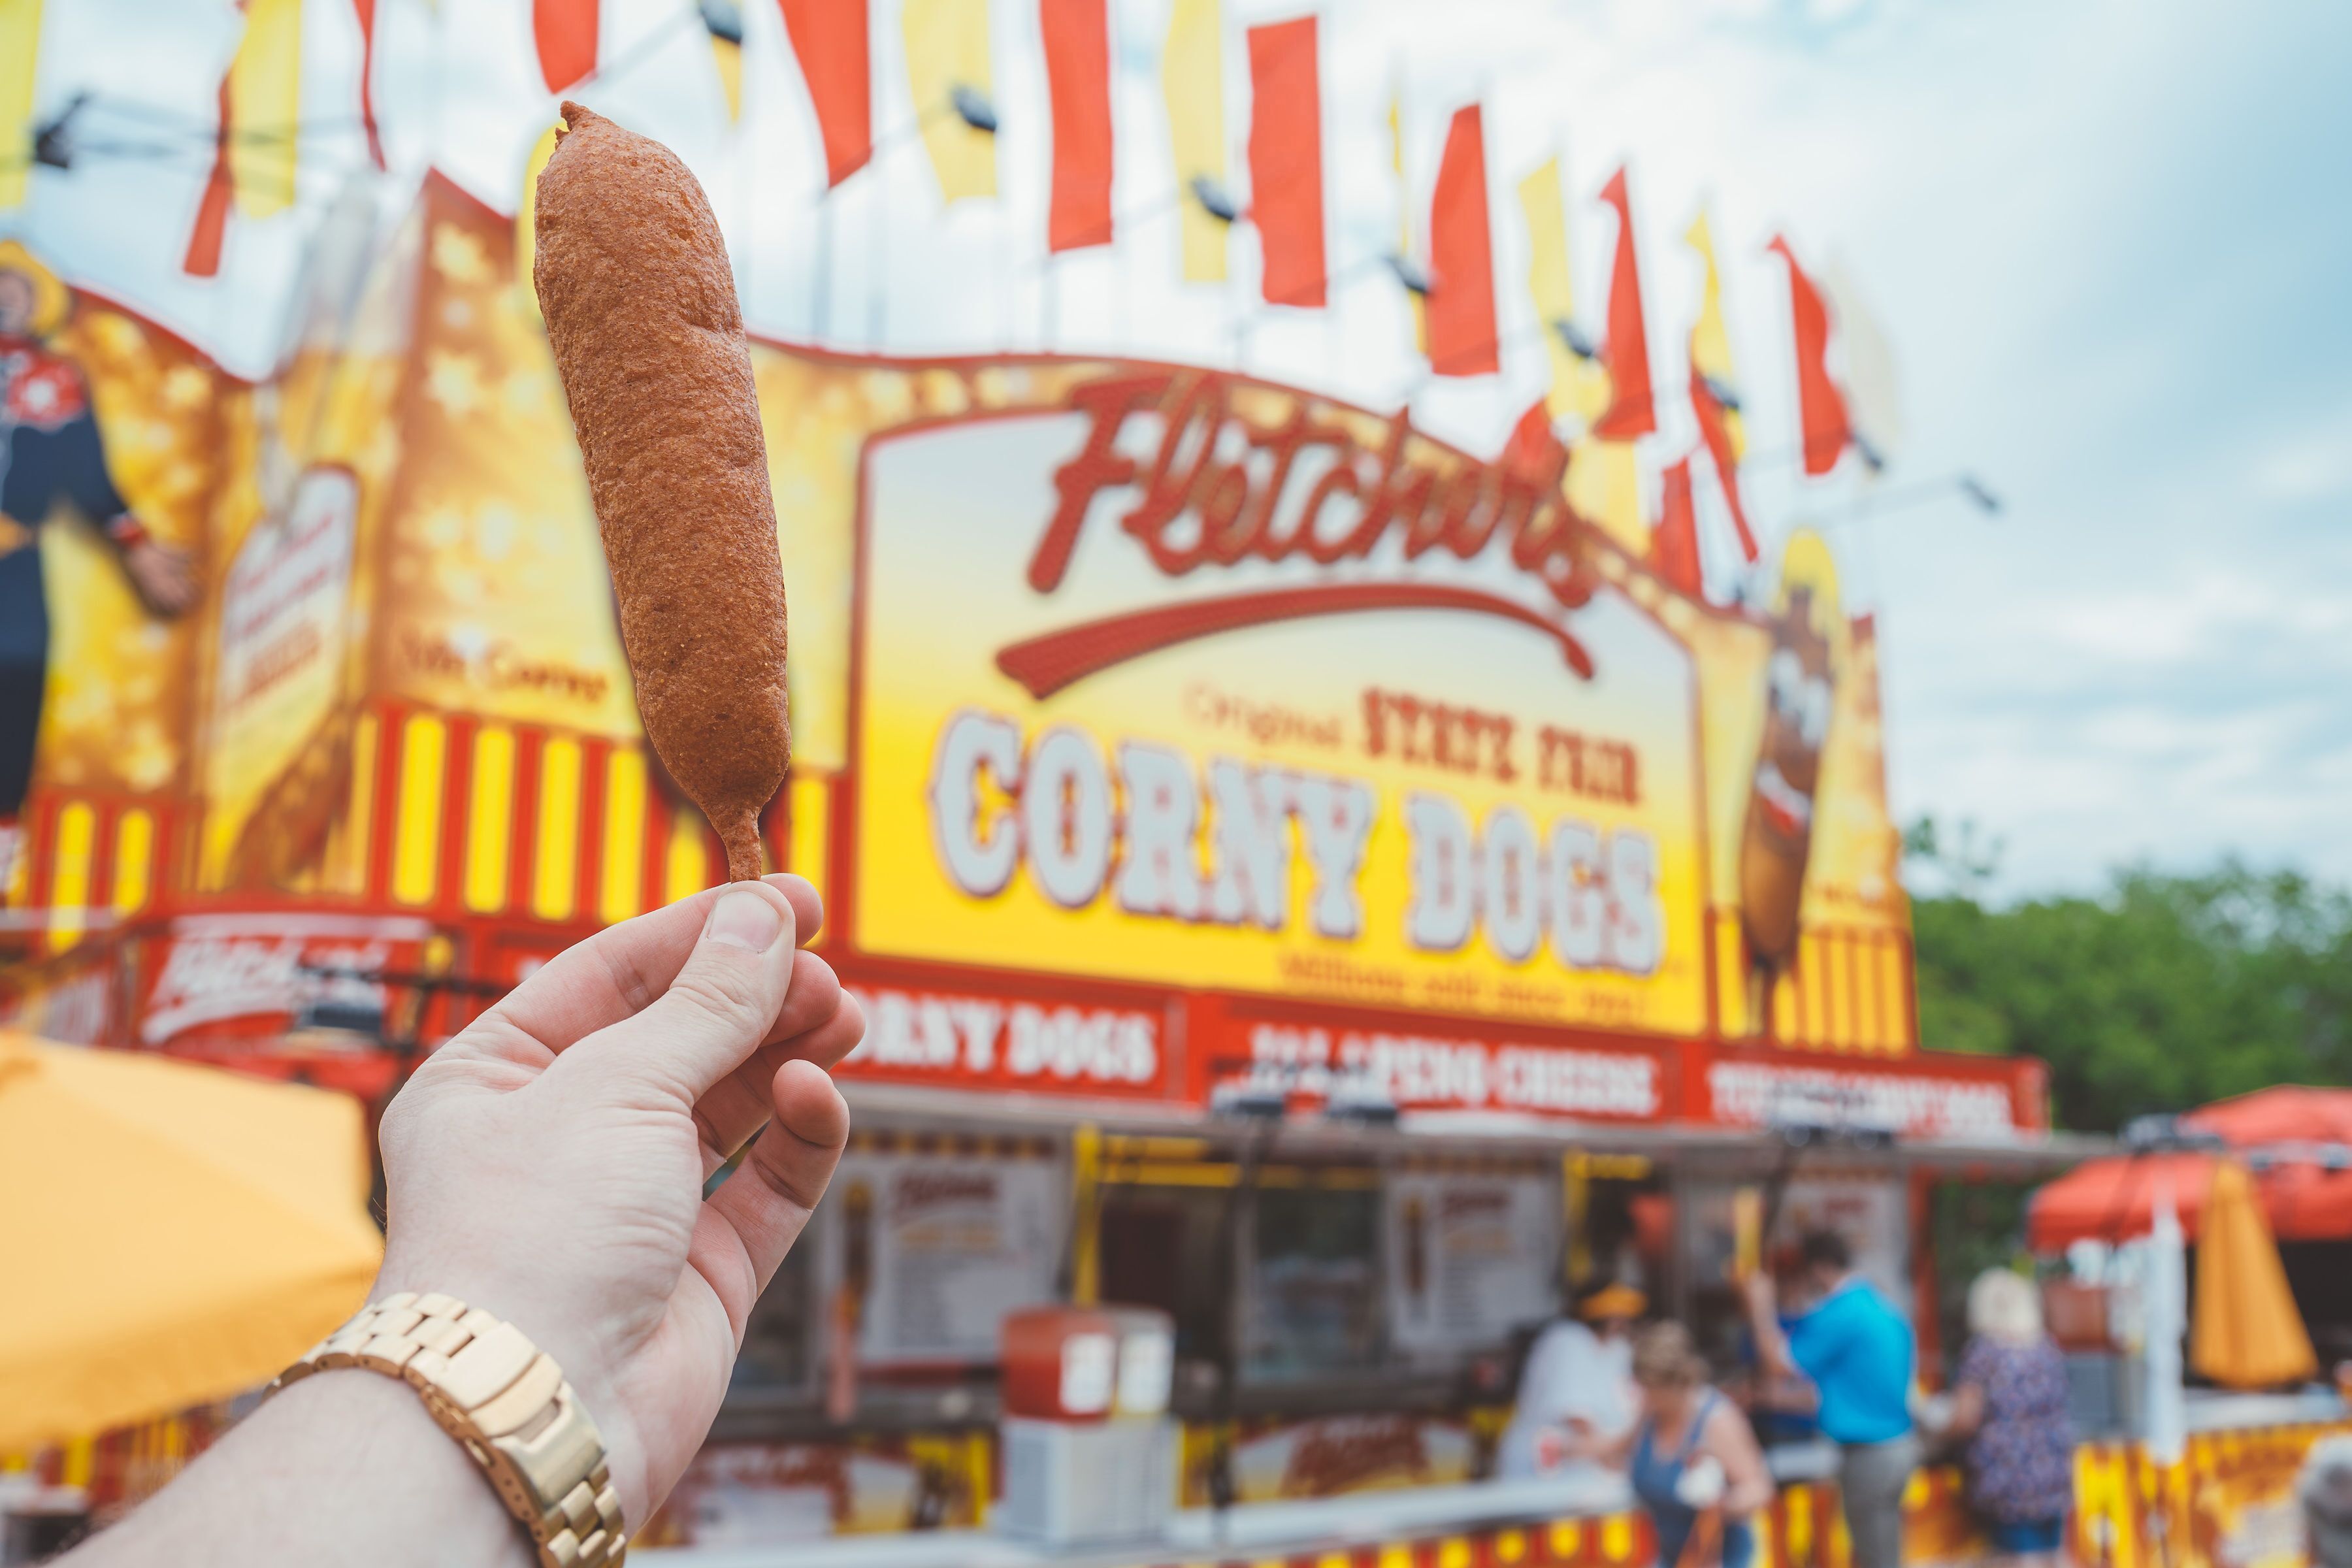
[1904,824,2352,1131]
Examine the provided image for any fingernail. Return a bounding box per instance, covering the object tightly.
[705,889,783,952]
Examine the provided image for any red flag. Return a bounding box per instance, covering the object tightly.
[1246,17,1324,308]
[780,0,872,188]
[1042,0,1114,252]
[1770,236,1852,476]
[1501,400,1566,489]
[1690,368,1756,561]
[1593,167,1655,438]
[183,74,233,277]
[534,0,598,93]
[352,0,383,167]
[1427,105,1497,377]
[1650,456,1702,598]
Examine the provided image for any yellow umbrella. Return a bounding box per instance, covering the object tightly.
[2191,1158,2317,1389]
[0,1032,383,1450]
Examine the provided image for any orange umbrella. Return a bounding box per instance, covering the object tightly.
[0,1032,382,1448]
[2184,1085,2352,1146]
[2029,1147,2352,1249]
[2028,1151,2218,1250]
[2191,1159,2317,1390]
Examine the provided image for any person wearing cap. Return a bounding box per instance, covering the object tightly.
[1497,1280,1647,1480]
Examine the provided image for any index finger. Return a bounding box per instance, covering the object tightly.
[482,872,825,1053]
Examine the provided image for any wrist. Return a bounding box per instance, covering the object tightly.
[278,1371,536,1565]
[280,1285,633,1565]
[367,1255,632,1462]
[79,1368,531,1568]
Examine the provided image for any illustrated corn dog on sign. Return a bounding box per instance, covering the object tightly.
[531,102,789,883]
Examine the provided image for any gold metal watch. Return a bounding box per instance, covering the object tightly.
[270,1292,627,1567]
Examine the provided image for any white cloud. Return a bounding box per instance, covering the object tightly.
[2252,406,2352,503]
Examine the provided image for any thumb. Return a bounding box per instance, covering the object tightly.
[564,881,800,1103]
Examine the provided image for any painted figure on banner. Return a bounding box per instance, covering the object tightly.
[1737,531,1840,1032]
[0,244,198,894]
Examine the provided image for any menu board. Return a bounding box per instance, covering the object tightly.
[1384,1172,1561,1355]
[819,1149,1066,1367]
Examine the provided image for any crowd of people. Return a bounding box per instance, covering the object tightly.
[1505,1231,2076,1568]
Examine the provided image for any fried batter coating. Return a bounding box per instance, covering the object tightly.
[534,102,787,883]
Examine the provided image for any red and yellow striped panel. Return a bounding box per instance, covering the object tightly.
[1128,1508,1652,1568]
[1708,906,1917,1055]
[367,700,825,926]
[10,790,176,956]
[5,701,832,949]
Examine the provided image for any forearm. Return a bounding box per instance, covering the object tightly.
[66,1372,531,1568]
[1725,1475,1774,1517]
[1749,1308,1794,1380]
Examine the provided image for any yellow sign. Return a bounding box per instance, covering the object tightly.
[12,180,1917,1056]
[852,374,1710,1035]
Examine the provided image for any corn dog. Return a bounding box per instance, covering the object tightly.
[533,101,787,883]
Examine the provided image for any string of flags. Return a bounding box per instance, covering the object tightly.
[0,0,1886,594]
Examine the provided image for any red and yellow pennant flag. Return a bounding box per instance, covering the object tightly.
[904,0,994,200]
[710,14,744,125]
[1042,0,1113,252]
[1426,105,1496,377]
[1518,154,1641,551]
[232,0,302,217]
[1245,16,1323,308]
[1650,454,1703,598]
[1,0,42,210]
[1686,210,1755,561]
[534,0,598,94]
[1592,166,1654,438]
[1388,82,1424,353]
[1518,155,1605,424]
[351,0,384,166]
[184,0,302,276]
[1501,399,1567,489]
[1162,0,1224,280]
[185,72,234,276]
[781,0,872,187]
[1769,234,1854,476]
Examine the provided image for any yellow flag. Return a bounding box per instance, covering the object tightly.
[229,0,302,218]
[515,122,563,323]
[0,0,39,210]
[1162,0,1225,282]
[1389,85,1425,352]
[904,0,995,203]
[1517,155,1609,425]
[711,33,744,124]
[1568,440,1646,555]
[1520,157,1577,421]
[1684,210,1744,458]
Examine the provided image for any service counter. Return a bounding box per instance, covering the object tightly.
[640,1471,1633,1568]
[638,1401,2352,1568]
[632,1083,2110,1556]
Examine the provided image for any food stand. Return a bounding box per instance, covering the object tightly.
[0,167,2282,1567]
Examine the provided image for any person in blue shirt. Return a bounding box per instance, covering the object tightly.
[1746,1229,1919,1568]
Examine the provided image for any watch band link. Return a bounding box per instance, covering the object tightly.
[272,1292,626,1567]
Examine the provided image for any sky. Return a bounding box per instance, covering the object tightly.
[1682,0,2352,900]
[8,0,2349,900]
